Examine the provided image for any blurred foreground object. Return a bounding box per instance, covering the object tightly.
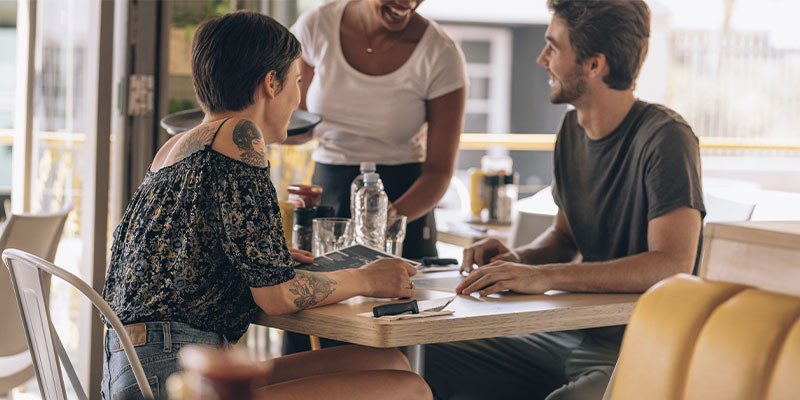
[167,345,272,400]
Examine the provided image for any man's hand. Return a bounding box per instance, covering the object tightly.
[288,248,314,264]
[455,261,552,296]
[357,258,418,298]
[461,238,520,274]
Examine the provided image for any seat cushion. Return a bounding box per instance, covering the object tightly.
[764,314,800,400]
[683,289,800,400]
[612,274,747,400]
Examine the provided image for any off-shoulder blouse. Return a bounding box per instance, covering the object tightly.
[103,127,294,341]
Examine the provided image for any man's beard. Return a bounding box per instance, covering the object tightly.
[550,63,587,104]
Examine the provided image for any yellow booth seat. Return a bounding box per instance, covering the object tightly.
[609,274,800,400]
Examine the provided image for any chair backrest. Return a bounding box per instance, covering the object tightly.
[438,175,471,214]
[0,210,70,357]
[515,185,558,215]
[703,191,756,224]
[508,210,554,248]
[608,274,800,400]
[508,186,558,248]
[2,249,154,400]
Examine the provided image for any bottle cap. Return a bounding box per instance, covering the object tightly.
[360,162,377,173]
[363,172,380,184]
[293,207,315,227]
[313,205,334,218]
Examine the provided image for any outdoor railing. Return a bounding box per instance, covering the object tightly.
[3,129,800,151]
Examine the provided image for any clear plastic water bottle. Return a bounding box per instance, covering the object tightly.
[350,162,383,217]
[354,172,388,251]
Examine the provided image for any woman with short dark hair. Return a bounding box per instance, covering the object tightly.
[101,11,431,399]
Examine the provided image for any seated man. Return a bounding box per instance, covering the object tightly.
[424,1,705,399]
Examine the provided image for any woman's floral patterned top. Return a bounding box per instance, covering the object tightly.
[103,142,295,341]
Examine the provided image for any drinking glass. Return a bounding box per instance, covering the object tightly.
[384,215,407,256]
[312,218,353,256]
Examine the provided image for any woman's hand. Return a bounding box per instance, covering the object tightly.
[357,258,418,298]
[288,248,314,264]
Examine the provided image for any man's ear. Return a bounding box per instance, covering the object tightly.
[262,71,278,100]
[585,53,609,79]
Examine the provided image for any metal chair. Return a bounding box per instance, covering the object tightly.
[2,249,154,400]
[0,210,70,396]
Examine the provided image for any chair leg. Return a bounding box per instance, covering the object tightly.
[309,335,321,351]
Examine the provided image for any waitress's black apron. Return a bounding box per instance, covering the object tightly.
[312,162,438,259]
[281,162,439,355]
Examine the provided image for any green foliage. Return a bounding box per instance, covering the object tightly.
[172,0,232,28]
[173,0,233,41]
[168,98,198,114]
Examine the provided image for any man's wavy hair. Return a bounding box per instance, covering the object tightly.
[192,11,301,112]
[548,0,650,90]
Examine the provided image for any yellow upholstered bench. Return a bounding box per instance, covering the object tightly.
[605,273,800,400]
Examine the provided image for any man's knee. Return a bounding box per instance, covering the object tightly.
[545,370,611,400]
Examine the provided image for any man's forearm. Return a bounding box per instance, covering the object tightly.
[516,243,576,266]
[542,250,694,293]
[515,226,578,265]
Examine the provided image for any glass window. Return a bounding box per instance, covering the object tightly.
[30,0,95,377]
[646,0,800,195]
[167,1,239,115]
[461,40,491,64]
[464,113,489,133]
[0,4,15,221]
[468,76,490,100]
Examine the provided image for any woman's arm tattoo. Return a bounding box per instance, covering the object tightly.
[232,119,267,167]
[288,270,337,309]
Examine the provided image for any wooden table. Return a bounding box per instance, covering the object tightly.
[255,271,639,374]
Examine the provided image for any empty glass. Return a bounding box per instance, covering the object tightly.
[384,215,407,256]
[312,218,353,256]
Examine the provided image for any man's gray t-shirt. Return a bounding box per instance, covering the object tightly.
[551,100,705,342]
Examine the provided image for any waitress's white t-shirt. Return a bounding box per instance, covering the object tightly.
[290,0,467,165]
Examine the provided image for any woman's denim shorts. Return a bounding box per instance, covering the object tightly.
[101,321,225,400]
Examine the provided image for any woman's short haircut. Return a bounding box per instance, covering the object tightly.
[192,11,301,113]
[548,0,650,91]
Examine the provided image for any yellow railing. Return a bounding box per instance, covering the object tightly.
[0,128,87,145]
[458,133,800,151]
[4,129,800,151]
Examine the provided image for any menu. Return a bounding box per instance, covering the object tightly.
[295,244,420,273]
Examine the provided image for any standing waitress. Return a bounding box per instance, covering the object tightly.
[285,0,467,260]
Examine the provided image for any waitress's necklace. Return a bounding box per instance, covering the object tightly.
[358,2,413,54]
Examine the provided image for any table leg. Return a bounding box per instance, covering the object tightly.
[401,344,425,376]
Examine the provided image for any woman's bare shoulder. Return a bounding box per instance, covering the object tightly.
[150,122,219,172]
